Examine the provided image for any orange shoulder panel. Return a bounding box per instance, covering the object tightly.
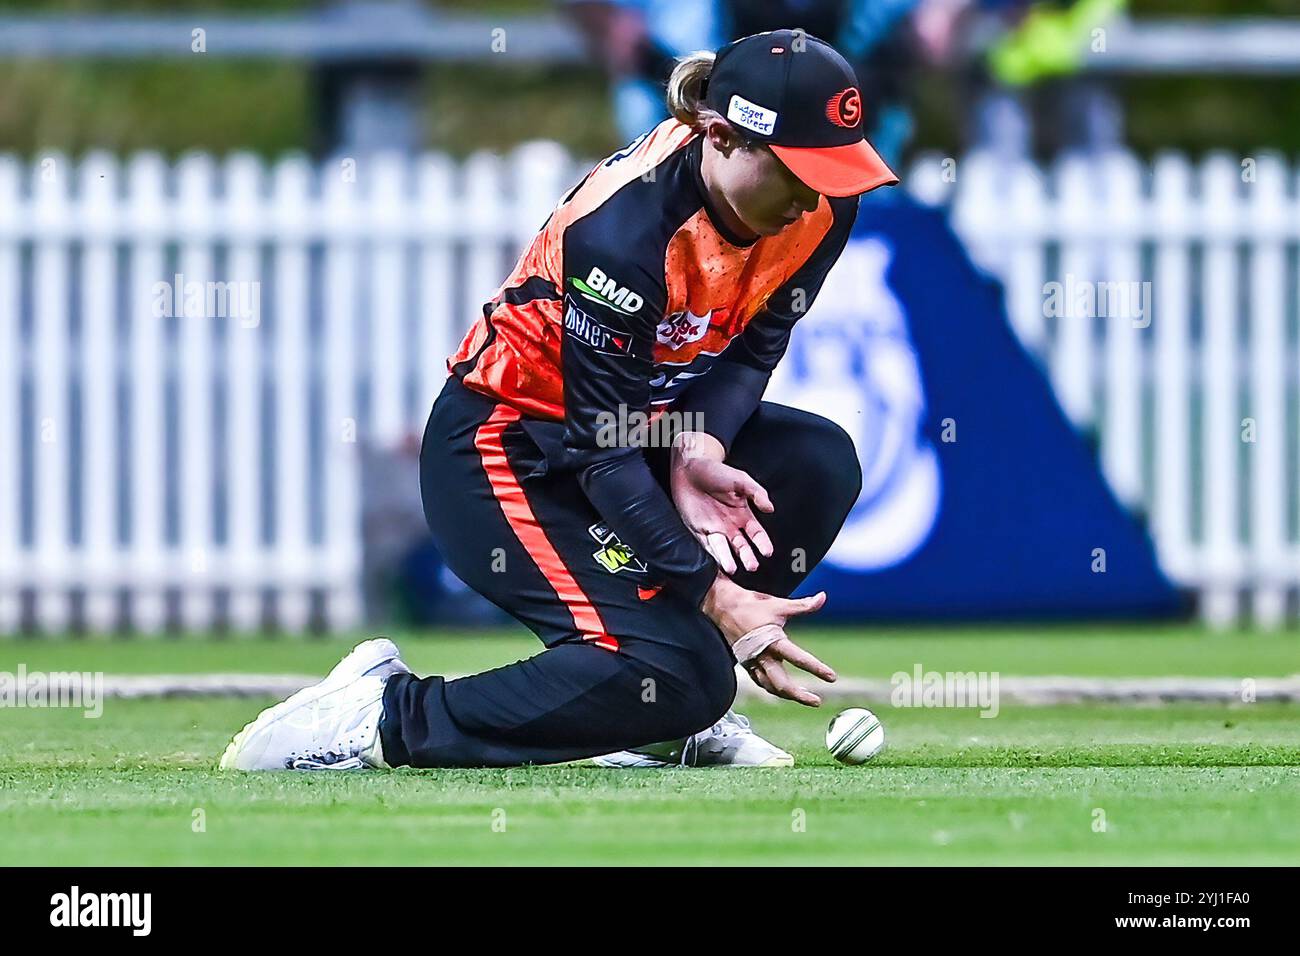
[558,120,698,232]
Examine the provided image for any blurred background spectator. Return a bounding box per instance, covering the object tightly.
[0,1,1297,160]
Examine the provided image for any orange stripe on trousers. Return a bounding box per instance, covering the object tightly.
[474,404,619,652]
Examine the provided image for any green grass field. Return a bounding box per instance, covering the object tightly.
[2,625,1298,866]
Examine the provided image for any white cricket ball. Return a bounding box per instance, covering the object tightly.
[826,707,885,765]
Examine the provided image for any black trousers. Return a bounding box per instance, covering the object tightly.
[378,377,862,768]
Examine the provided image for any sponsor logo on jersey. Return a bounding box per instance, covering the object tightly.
[727,94,778,136]
[656,308,713,349]
[564,299,632,356]
[571,267,644,315]
[588,522,647,574]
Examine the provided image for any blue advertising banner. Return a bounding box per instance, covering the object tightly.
[768,193,1182,619]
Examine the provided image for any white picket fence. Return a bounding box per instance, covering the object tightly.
[0,144,583,635]
[0,144,1296,632]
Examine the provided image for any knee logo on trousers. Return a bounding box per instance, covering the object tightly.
[589,522,648,575]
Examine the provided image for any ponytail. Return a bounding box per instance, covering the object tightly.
[666,51,716,129]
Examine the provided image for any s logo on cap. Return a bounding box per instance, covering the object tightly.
[825,87,862,129]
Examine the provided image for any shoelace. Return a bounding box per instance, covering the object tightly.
[288,752,367,771]
[711,711,752,738]
[682,711,753,765]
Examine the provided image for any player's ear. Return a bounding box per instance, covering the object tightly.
[703,116,746,156]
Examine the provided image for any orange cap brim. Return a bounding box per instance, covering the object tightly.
[769,140,899,198]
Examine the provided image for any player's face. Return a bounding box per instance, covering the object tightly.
[728,144,822,236]
[703,120,822,238]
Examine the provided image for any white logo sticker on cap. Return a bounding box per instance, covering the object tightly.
[727,94,777,136]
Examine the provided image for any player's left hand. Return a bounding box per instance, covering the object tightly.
[702,579,836,707]
[745,635,837,707]
[670,431,774,573]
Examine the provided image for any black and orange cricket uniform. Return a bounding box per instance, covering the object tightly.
[379,30,896,767]
[448,118,862,612]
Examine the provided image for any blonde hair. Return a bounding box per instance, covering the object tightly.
[666,51,718,129]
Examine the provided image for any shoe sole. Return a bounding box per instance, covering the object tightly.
[591,752,795,769]
[590,754,677,768]
[218,639,403,770]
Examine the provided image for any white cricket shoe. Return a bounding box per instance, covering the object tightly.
[592,710,794,768]
[219,638,410,771]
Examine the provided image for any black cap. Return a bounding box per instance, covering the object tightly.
[702,29,898,197]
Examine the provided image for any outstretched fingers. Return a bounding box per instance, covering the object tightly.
[730,533,760,573]
[741,475,775,515]
[749,655,823,707]
[743,518,774,559]
[703,531,737,575]
[779,591,827,620]
[769,637,836,683]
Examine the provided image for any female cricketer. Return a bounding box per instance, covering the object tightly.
[221,29,898,772]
